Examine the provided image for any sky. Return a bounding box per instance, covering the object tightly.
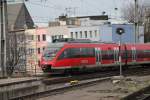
[8,0,149,26]
[24,0,130,26]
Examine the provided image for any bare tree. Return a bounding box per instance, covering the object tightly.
[6,30,26,76]
[122,1,150,42]
[144,7,150,42]
[122,1,145,24]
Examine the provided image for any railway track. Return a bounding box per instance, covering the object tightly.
[42,65,150,85]
[10,77,111,100]
[122,85,150,100]
[9,65,150,100]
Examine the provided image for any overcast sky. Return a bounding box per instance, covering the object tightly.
[22,0,148,26]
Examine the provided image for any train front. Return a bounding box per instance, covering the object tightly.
[40,43,64,73]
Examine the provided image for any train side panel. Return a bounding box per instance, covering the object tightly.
[53,44,96,69]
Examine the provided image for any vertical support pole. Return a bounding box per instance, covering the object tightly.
[0,0,7,78]
[35,26,38,76]
[0,0,2,76]
[134,0,138,43]
[119,35,122,77]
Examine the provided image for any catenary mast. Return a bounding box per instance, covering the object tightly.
[0,0,7,77]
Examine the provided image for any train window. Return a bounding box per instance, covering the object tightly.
[70,48,81,58]
[127,50,132,58]
[122,50,128,59]
[102,50,114,60]
[136,50,150,58]
[81,48,95,57]
[69,48,95,58]
[58,49,71,59]
[144,50,150,58]
[137,50,143,58]
[43,47,60,60]
[58,47,95,60]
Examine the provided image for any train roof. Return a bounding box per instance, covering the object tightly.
[47,42,65,48]
[48,39,150,48]
[52,38,117,44]
[47,41,118,48]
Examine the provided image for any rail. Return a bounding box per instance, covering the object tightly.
[122,85,150,100]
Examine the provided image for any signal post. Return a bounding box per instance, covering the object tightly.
[116,28,125,77]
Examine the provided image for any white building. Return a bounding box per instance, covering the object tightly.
[47,26,70,42]
[99,25,112,42]
[47,15,144,43]
[68,26,100,41]
[47,15,109,42]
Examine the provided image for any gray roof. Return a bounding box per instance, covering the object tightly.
[7,3,34,31]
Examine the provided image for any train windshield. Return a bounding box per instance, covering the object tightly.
[43,47,60,60]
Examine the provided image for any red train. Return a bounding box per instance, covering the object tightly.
[40,40,150,74]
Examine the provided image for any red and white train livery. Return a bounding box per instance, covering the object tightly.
[40,41,150,73]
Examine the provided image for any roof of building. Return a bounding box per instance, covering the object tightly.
[76,15,108,20]
[58,15,108,21]
[7,3,34,31]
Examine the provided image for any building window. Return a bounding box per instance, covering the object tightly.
[28,48,34,55]
[38,60,40,66]
[38,35,40,41]
[55,35,57,39]
[71,32,73,38]
[27,35,34,41]
[89,31,92,38]
[95,30,97,37]
[31,48,34,54]
[51,36,55,41]
[43,47,45,51]
[42,34,46,41]
[75,32,78,38]
[31,35,34,40]
[61,35,64,38]
[80,31,82,38]
[85,31,87,38]
[59,35,63,39]
[38,48,40,54]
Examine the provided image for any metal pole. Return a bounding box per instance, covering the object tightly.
[119,35,122,76]
[134,0,138,43]
[35,26,38,76]
[0,0,7,78]
[0,0,2,77]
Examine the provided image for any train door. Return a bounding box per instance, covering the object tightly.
[131,47,136,62]
[95,48,101,65]
[114,47,119,64]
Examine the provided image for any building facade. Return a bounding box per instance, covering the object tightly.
[25,27,48,75]
[68,26,100,41]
